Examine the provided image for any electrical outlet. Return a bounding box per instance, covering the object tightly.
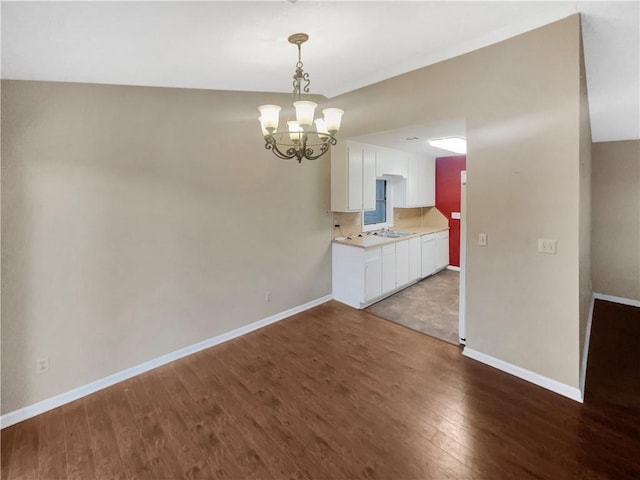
[478,233,488,246]
[538,238,557,254]
[266,291,272,302]
[36,357,49,374]
[395,213,400,220]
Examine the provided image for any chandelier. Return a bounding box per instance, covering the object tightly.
[258,33,344,163]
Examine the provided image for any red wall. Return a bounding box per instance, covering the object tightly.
[435,156,466,267]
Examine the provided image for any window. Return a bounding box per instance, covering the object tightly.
[363,179,392,231]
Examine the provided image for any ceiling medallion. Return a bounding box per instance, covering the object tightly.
[258,33,344,163]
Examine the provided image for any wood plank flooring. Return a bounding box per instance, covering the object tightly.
[2,300,640,479]
[585,299,640,406]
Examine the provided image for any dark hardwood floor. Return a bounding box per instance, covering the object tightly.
[2,300,640,479]
[585,299,640,406]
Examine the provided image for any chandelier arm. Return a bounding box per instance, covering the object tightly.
[264,135,298,161]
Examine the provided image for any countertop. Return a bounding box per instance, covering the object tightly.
[332,226,449,248]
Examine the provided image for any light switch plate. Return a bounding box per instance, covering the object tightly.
[538,238,557,254]
[478,233,488,246]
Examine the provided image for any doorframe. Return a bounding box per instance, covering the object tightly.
[459,170,467,344]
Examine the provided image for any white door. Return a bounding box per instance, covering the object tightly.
[459,170,467,344]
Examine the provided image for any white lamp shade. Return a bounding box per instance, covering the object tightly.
[287,121,302,142]
[323,108,344,133]
[293,101,317,126]
[258,117,270,137]
[258,104,281,131]
[314,118,329,137]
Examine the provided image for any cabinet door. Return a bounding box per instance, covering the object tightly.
[418,157,435,206]
[347,144,364,211]
[376,147,408,177]
[421,235,437,278]
[365,255,382,301]
[436,232,450,270]
[362,147,377,211]
[395,240,410,287]
[381,244,396,294]
[407,155,420,207]
[409,237,422,282]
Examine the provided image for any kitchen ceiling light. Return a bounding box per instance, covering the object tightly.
[428,137,467,154]
[258,33,343,163]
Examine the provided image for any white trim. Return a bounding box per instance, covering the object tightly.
[580,294,596,397]
[462,347,583,403]
[1,295,333,429]
[446,265,460,271]
[593,292,640,308]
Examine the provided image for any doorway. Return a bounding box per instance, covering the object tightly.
[353,119,467,345]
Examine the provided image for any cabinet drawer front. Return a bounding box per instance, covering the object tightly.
[435,230,449,239]
[364,247,381,261]
[422,233,437,242]
[381,244,395,256]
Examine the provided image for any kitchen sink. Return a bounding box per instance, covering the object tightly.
[372,231,416,238]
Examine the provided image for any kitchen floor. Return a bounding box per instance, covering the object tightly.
[366,269,459,344]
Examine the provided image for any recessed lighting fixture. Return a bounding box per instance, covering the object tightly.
[428,137,467,154]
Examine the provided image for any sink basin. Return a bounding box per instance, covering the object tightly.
[373,231,415,238]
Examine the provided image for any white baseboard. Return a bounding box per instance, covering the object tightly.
[593,292,640,308]
[462,347,583,403]
[446,265,460,272]
[1,295,333,429]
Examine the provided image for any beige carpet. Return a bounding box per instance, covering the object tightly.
[366,269,459,344]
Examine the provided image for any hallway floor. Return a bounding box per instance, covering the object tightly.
[585,299,640,408]
[366,269,459,344]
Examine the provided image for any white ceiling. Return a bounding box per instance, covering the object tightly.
[2,1,638,142]
[353,118,467,156]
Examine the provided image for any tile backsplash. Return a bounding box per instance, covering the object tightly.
[332,206,448,238]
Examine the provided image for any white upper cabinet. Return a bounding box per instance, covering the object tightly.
[393,154,435,208]
[332,140,433,212]
[375,146,408,177]
[332,141,376,212]
[418,156,435,207]
[362,147,376,211]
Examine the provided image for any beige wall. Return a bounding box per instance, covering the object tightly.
[578,29,593,369]
[1,81,333,413]
[591,140,640,301]
[2,14,592,413]
[334,15,585,387]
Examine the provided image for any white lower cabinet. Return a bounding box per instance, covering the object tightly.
[435,230,450,271]
[381,244,396,294]
[396,239,410,287]
[364,252,382,302]
[332,230,449,309]
[421,233,437,278]
[409,237,422,282]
